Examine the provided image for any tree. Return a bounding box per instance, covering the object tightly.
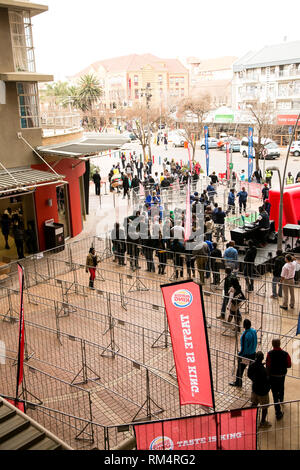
[123,104,161,162]
[176,94,211,158]
[247,101,275,170]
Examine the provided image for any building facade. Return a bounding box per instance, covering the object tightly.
[185,56,237,107]
[232,41,300,128]
[70,54,189,111]
[0,0,87,258]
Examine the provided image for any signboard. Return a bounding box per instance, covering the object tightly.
[277,115,300,126]
[134,408,258,450]
[214,114,234,123]
[161,281,214,407]
[204,126,209,177]
[248,127,254,183]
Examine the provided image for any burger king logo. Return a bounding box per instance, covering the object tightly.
[172,289,193,308]
[149,436,174,450]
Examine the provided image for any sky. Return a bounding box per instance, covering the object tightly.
[33,0,300,81]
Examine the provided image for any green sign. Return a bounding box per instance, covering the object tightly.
[229,163,233,169]
[214,114,234,123]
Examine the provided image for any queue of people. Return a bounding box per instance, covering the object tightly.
[0,207,37,259]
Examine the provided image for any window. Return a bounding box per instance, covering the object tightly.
[9,11,35,73]
[134,75,138,85]
[181,88,185,97]
[17,82,40,128]
[135,89,139,99]
[158,75,163,84]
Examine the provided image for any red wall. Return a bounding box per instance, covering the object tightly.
[269,184,300,231]
[34,184,59,251]
[32,158,86,251]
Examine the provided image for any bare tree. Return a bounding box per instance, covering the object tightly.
[247,101,275,170]
[176,94,212,158]
[123,104,161,162]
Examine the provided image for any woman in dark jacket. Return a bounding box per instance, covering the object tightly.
[144,229,156,273]
[171,238,185,279]
[156,231,167,275]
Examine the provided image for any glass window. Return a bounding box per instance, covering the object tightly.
[16,82,40,128]
[134,75,138,85]
[9,10,36,73]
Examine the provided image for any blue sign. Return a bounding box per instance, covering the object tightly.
[289,126,293,135]
[248,127,254,182]
[204,126,209,177]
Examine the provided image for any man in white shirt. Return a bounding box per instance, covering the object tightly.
[280,254,299,310]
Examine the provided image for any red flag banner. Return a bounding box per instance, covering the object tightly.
[16,264,25,397]
[226,142,230,180]
[161,281,214,407]
[6,398,25,413]
[134,408,257,450]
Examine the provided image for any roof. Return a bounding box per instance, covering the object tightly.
[37,135,131,157]
[0,0,48,16]
[71,54,188,80]
[233,40,300,71]
[187,56,237,72]
[0,72,53,83]
[0,167,64,194]
[0,397,72,450]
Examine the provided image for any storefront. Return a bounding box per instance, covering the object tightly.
[0,167,65,261]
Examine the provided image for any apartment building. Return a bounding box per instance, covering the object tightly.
[232,41,300,128]
[70,54,189,110]
[185,56,237,107]
[0,0,87,257]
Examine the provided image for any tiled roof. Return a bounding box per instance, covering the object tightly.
[71,54,188,79]
[233,40,300,70]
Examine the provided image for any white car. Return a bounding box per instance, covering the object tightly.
[240,137,280,159]
[200,138,218,150]
[290,141,300,156]
[168,131,186,147]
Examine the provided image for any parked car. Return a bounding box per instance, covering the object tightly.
[218,136,240,152]
[168,130,186,147]
[122,131,137,141]
[290,141,300,156]
[200,137,218,150]
[240,137,280,159]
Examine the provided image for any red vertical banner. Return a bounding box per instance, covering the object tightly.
[16,264,25,399]
[134,408,257,450]
[184,180,191,242]
[226,142,230,180]
[161,281,214,407]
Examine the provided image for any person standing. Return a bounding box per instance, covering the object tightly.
[265,169,273,187]
[164,135,168,151]
[92,169,101,195]
[217,267,234,320]
[271,250,285,299]
[239,169,246,182]
[237,187,248,213]
[1,213,10,249]
[227,189,236,214]
[211,242,223,285]
[209,171,219,187]
[243,239,257,292]
[247,351,272,428]
[280,254,298,310]
[266,339,291,420]
[122,173,130,200]
[226,275,246,332]
[286,172,294,185]
[224,241,238,271]
[194,241,209,284]
[85,247,99,289]
[254,168,262,184]
[230,319,257,388]
[215,207,226,242]
[12,217,25,259]
[262,183,269,201]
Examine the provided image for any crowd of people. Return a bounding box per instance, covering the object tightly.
[0,207,37,259]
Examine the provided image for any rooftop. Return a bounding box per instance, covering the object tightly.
[187,56,237,72]
[70,54,188,80]
[233,40,300,71]
[0,0,48,16]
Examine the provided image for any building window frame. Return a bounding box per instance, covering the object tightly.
[16,82,41,129]
[9,10,36,73]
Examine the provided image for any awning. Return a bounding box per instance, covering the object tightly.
[37,135,131,158]
[0,72,54,83]
[0,167,65,195]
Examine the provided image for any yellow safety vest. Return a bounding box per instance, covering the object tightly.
[287,176,294,185]
[265,170,272,178]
